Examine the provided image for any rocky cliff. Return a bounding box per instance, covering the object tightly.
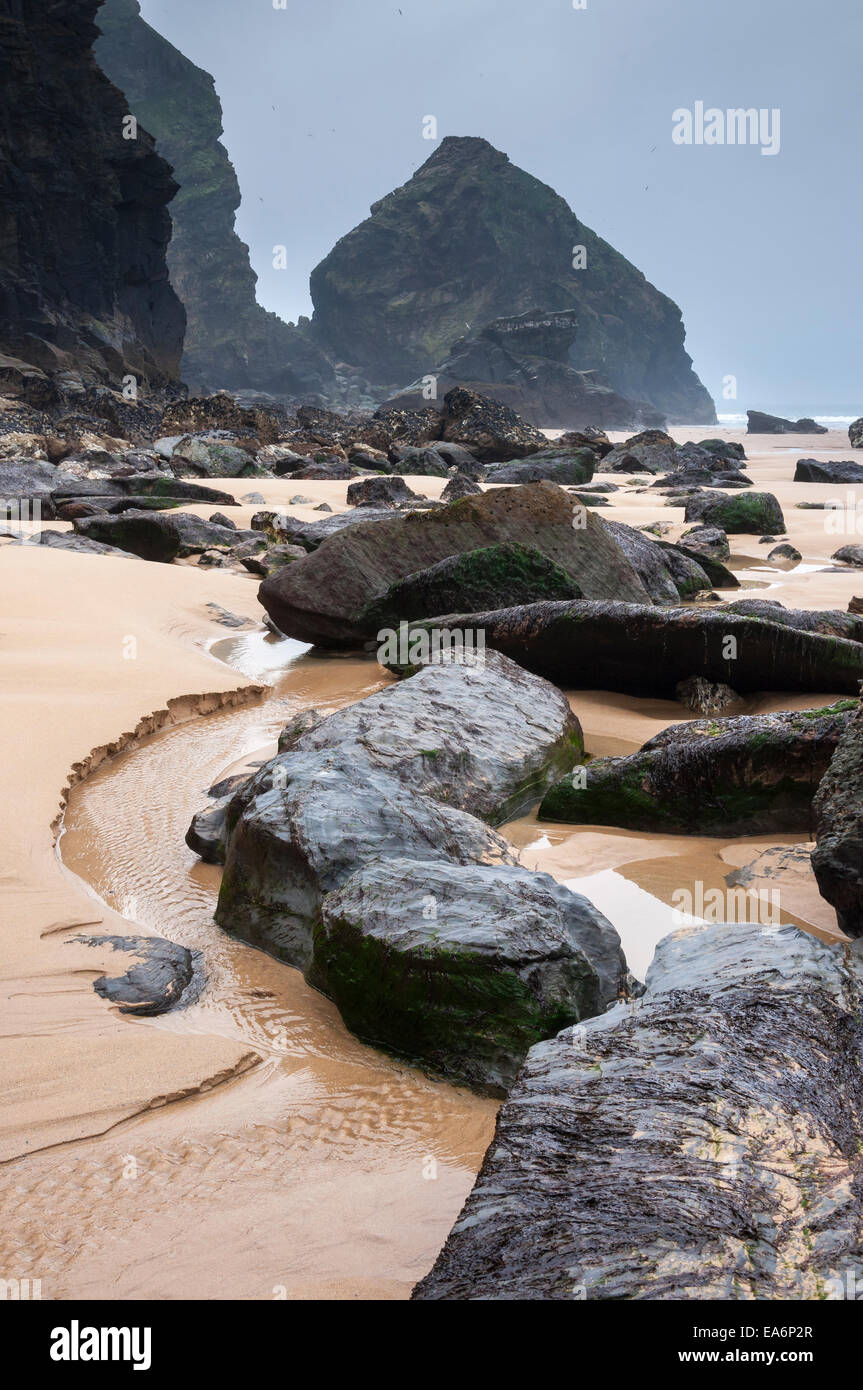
[0,0,184,390]
[95,0,334,401]
[311,136,715,424]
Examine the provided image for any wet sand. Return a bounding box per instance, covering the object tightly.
[1,428,860,1297]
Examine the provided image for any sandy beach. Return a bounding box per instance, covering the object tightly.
[1,426,861,1298]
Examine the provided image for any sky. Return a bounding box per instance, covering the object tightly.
[137,0,862,416]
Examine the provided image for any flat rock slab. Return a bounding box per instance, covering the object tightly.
[385,601,863,695]
[414,922,863,1300]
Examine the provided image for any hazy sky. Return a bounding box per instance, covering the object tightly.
[137,0,861,414]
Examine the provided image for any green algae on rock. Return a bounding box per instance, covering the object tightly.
[539,701,858,835]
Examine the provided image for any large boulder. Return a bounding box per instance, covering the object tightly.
[485,449,596,486]
[216,753,517,969]
[383,602,863,695]
[598,430,679,475]
[539,701,856,835]
[346,475,417,508]
[73,509,261,562]
[794,458,863,484]
[679,525,731,562]
[258,482,652,646]
[604,521,715,603]
[311,860,623,1094]
[290,456,357,481]
[812,698,863,938]
[277,651,584,824]
[441,473,482,501]
[170,435,264,478]
[387,445,459,478]
[357,543,581,629]
[683,491,785,535]
[747,411,827,435]
[413,922,863,1300]
[0,459,67,519]
[850,419,863,448]
[213,652,585,970]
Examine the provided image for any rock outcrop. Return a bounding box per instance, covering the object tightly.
[539,701,856,835]
[0,0,184,389]
[309,136,715,423]
[95,0,334,401]
[259,482,653,646]
[748,411,827,435]
[795,458,863,484]
[384,310,668,431]
[384,602,863,695]
[414,923,863,1300]
[812,697,863,938]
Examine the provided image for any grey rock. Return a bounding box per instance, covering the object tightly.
[812,696,863,938]
[312,859,626,1093]
[76,934,194,1017]
[72,510,262,563]
[346,475,416,508]
[414,923,863,1300]
[795,458,863,484]
[833,545,863,568]
[724,598,863,643]
[385,601,863,695]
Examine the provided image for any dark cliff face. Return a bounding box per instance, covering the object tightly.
[95,0,333,402]
[310,136,715,424]
[0,0,184,388]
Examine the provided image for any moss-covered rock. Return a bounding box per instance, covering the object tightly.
[310,860,621,1094]
[384,602,863,696]
[539,701,857,834]
[357,542,581,628]
[684,491,786,535]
